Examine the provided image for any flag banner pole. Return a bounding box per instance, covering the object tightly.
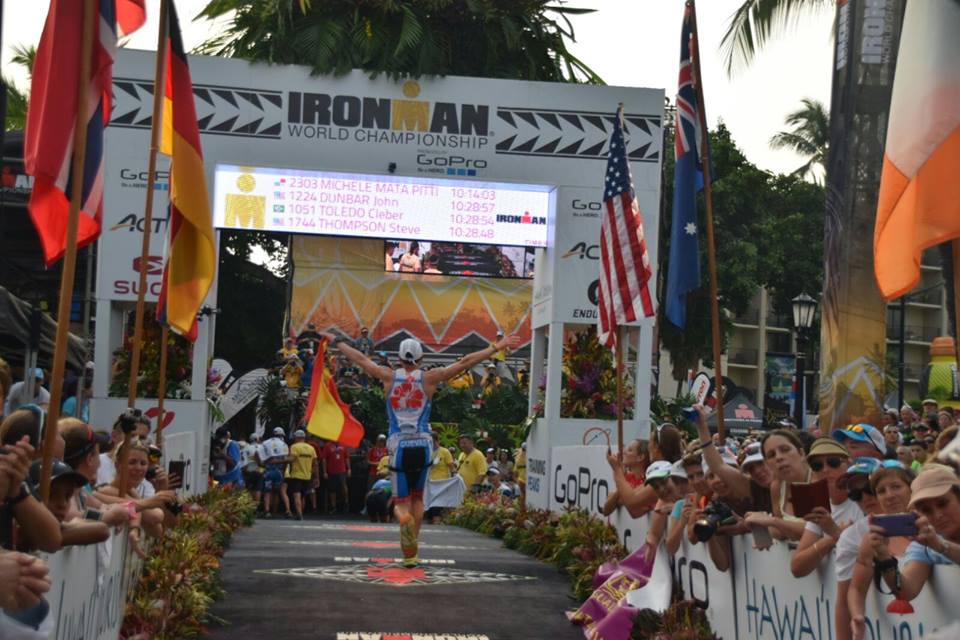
[687,0,725,442]
[119,0,168,493]
[952,240,960,370]
[616,326,625,458]
[39,0,97,503]
[126,0,169,407]
[156,324,169,450]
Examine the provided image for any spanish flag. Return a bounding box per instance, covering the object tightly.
[304,339,364,447]
[874,0,960,300]
[156,2,216,340]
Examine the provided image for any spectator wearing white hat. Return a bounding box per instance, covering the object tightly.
[261,427,291,518]
[4,369,50,417]
[641,461,676,553]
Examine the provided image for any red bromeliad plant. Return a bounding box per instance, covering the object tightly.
[120,487,256,639]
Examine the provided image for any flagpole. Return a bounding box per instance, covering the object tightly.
[687,0,726,442]
[126,0,169,408]
[616,326,625,459]
[952,240,960,373]
[155,325,169,450]
[39,0,97,503]
[120,0,168,493]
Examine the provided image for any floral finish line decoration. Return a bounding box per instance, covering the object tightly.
[254,563,537,587]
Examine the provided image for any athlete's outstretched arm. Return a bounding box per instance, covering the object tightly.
[424,334,522,386]
[320,332,393,386]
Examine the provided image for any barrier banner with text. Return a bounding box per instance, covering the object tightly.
[546,446,960,639]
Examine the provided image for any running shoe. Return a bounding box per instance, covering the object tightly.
[402,555,419,568]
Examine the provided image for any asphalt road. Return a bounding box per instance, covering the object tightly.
[208,516,584,640]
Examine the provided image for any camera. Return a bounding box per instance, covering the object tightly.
[693,500,737,542]
[164,501,183,516]
[116,408,142,434]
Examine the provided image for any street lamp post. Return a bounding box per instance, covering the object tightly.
[792,293,818,428]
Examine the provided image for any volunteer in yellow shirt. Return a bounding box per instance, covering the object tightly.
[430,432,456,481]
[456,434,487,492]
[287,430,317,520]
[515,444,527,495]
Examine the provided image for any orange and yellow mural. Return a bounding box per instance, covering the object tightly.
[290,236,533,352]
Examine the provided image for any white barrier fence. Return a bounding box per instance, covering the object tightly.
[548,446,960,639]
[46,532,139,640]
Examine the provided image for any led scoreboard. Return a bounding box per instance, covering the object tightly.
[212,164,555,248]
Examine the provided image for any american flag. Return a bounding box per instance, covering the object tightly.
[597,109,655,349]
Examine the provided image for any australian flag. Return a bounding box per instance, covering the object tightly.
[664,3,708,329]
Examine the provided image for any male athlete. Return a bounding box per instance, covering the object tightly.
[322,331,520,567]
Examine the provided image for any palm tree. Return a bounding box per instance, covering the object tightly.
[719,0,832,75]
[196,0,603,83]
[4,44,37,131]
[769,98,829,181]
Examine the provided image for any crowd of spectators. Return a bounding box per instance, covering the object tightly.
[602,400,960,640]
[0,357,184,632]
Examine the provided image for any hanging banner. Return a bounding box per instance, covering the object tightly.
[290,235,533,353]
[764,353,796,423]
[819,0,904,429]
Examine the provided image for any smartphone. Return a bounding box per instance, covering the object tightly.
[873,513,919,537]
[751,524,774,549]
[168,460,186,490]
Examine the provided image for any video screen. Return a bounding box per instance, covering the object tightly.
[385,240,535,279]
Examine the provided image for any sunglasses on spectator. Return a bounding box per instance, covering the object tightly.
[809,456,846,472]
[847,482,875,502]
[843,424,869,435]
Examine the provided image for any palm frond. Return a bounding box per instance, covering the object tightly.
[719,0,831,76]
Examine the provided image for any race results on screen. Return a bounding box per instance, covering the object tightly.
[213,164,554,248]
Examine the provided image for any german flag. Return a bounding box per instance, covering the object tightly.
[304,339,365,447]
[156,1,215,340]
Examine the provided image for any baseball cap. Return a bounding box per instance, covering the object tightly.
[840,457,884,484]
[741,451,765,469]
[398,338,423,363]
[832,424,885,455]
[361,326,369,333]
[670,460,688,479]
[33,368,44,381]
[62,423,112,463]
[377,434,387,440]
[806,437,850,460]
[293,429,306,438]
[27,459,87,490]
[272,427,285,436]
[908,464,959,508]
[84,361,95,370]
[922,398,938,406]
[644,460,672,484]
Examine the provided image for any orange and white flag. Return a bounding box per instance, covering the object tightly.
[874,0,960,300]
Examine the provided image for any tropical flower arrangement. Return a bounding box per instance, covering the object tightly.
[120,486,256,639]
[445,494,626,600]
[108,306,194,399]
[631,600,718,639]
[529,326,635,420]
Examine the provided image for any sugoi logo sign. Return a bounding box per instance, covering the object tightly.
[1,166,33,193]
[114,256,164,296]
[132,256,164,276]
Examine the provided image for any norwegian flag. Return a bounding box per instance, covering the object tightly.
[24,0,143,266]
[597,109,655,349]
